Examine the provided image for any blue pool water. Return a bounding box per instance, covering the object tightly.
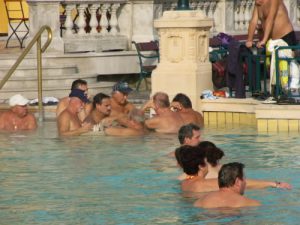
[0,121,300,224]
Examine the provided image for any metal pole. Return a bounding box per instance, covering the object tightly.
[177,0,190,10]
[37,36,44,122]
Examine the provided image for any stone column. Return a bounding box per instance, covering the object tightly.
[152,10,213,109]
[26,0,64,53]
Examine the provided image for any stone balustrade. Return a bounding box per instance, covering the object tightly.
[160,0,300,35]
[26,0,300,53]
[61,1,123,37]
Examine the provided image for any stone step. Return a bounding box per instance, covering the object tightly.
[0,81,115,102]
[0,65,78,78]
[0,73,99,90]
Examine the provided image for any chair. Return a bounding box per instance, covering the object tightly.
[132,41,160,91]
[4,0,29,48]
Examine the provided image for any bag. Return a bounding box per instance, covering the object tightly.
[212,60,227,89]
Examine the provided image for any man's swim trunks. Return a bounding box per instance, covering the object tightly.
[281,31,297,46]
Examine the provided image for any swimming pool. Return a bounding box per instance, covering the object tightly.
[0,121,299,224]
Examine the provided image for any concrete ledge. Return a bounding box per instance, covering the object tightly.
[199,98,261,113]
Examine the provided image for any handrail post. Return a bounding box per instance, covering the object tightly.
[37,36,43,122]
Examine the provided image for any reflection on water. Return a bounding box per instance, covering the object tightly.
[0,122,300,224]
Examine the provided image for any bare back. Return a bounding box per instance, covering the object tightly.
[179,110,204,128]
[257,0,293,39]
[145,111,184,133]
[194,191,260,208]
[181,177,219,193]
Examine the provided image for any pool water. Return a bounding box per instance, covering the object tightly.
[0,121,300,224]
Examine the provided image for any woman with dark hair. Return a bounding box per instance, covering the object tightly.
[198,141,224,179]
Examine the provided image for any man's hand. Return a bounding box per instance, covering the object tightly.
[81,122,93,132]
[275,182,292,190]
[256,40,266,49]
[245,40,253,48]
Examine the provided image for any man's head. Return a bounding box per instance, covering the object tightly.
[175,145,206,174]
[178,123,201,146]
[111,82,133,105]
[218,162,246,195]
[9,94,30,118]
[153,92,170,111]
[172,93,192,111]
[71,79,88,97]
[93,93,111,116]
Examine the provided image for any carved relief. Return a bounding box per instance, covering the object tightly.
[196,32,208,62]
[166,34,184,63]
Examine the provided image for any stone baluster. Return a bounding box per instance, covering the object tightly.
[239,0,246,30]
[234,2,240,30]
[89,4,99,34]
[170,1,177,10]
[65,4,75,37]
[110,3,120,35]
[209,0,218,32]
[203,1,210,17]
[76,4,88,35]
[100,4,110,35]
[190,0,198,10]
[245,0,253,29]
[197,0,205,15]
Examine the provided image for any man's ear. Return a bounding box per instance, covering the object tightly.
[235,177,242,187]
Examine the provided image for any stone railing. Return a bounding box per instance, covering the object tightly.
[160,0,300,35]
[60,1,127,52]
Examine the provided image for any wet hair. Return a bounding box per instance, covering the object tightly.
[172,93,192,108]
[178,123,200,144]
[153,92,170,108]
[93,93,110,108]
[176,145,206,175]
[218,162,244,188]
[198,141,224,167]
[71,79,87,90]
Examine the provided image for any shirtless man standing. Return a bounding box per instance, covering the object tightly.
[246,0,296,48]
[0,94,37,131]
[194,162,260,208]
[57,89,92,136]
[142,92,184,133]
[171,93,204,128]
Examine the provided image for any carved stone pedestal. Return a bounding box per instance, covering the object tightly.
[152,10,213,109]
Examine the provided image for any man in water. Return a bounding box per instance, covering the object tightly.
[57,89,93,136]
[178,123,201,147]
[56,79,92,121]
[0,94,37,131]
[246,0,296,48]
[142,92,184,133]
[110,82,136,118]
[87,92,145,136]
[194,162,261,208]
[171,93,204,128]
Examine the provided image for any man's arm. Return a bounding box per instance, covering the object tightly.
[257,0,280,48]
[58,113,91,136]
[246,179,292,189]
[26,114,37,130]
[145,117,160,130]
[246,5,259,48]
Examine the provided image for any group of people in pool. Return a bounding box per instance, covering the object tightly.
[0,79,292,209]
[175,124,292,208]
[54,79,204,136]
[0,79,203,135]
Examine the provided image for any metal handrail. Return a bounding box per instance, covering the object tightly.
[0,25,52,121]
